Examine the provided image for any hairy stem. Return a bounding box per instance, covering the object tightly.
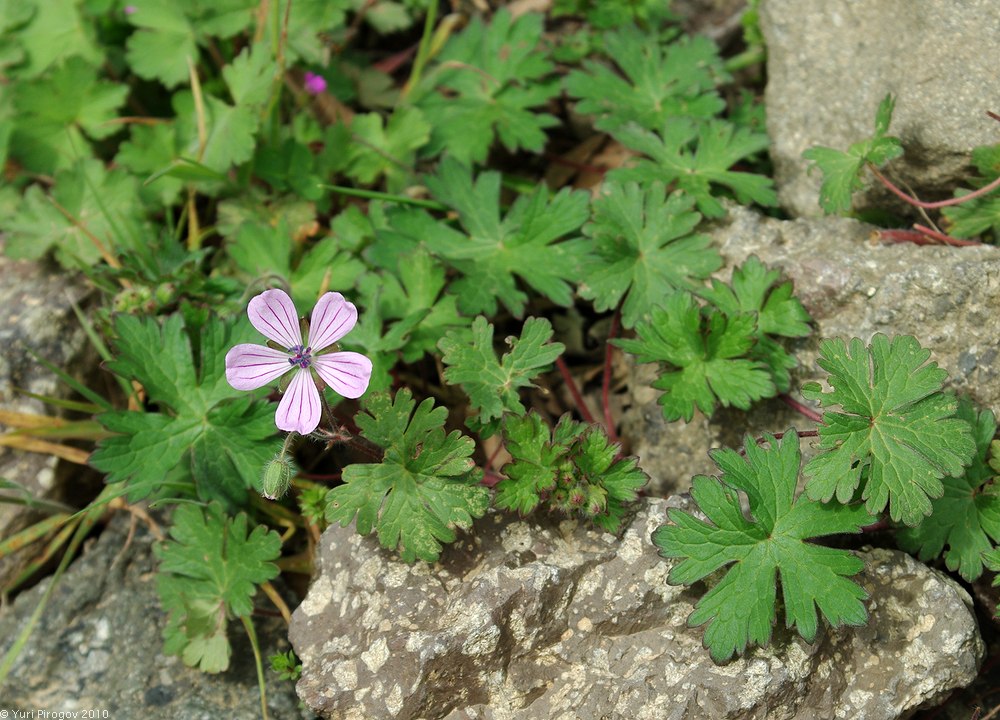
[318,388,383,462]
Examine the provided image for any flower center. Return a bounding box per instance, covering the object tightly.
[288,344,312,369]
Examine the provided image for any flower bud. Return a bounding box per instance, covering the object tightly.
[260,455,294,500]
[584,484,608,517]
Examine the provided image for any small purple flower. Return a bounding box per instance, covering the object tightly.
[124,4,137,14]
[303,71,327,96]
[225,289,372,435]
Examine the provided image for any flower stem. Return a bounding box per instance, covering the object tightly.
[280,431,297,457]
[317,388,383,462]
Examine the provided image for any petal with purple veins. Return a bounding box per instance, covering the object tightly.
[225,344,291,390]
[248,289,302,349]
[312,352,372,399]
[275,368,322,434]
[307,292,358,352]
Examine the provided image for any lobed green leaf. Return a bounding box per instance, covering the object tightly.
[654,431,875,662]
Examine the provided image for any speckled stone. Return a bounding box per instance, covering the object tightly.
[0,245,91,587]
[0,514,309,719]
[290,496,982,719]
[621,206,1000,498]
[760,0,1000,218]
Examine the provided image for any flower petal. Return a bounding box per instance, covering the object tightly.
[248,289,302,349]
[225,344,291,390]
[312,352,373,399]
[275,369,322,434]
[307,292,358,352]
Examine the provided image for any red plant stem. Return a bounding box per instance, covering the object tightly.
[373,45,417,74]
[739,428,819,456]
[987,110,1000,124]
[484,441,504,472]
[780,393,823,423]
[481,470,504,488]
[877,227,979,246]
[555,356,596,424]
[877,228,939,245]
[602,305,622,444]
[868,163,1000,209]
[912,223,981,246]
[861,518,890,533]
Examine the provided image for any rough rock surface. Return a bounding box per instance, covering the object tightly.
[760,0,1000,217]
[0,247,91,587]
[621,206,1000,497]
[290,496,982,720]
[0,513,307,719]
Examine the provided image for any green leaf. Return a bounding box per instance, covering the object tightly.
[413,9,559,164]
[264,0,348,65]
[156,502,281,673]
[10,0,102,78]
[412,157,591,316]
[226,220,365,309]
[173,91,259,174]
[802,334,976,526]
[439,316,565,433]
[222,43,277,107]
[981,540,1000,615]
[654,431,875,662]
[696,255,812,391]
[115,123,187,207]
[803,93,904,214]
[345,107,430,191]
[125,1,197,87]
[565,27,727,132]
[497,412,647,530]
[942,144,1000,240]
[615,290,776,422]
[1,158,145,269]
[610,118,776,217]
[90,314,279,506]
[698,256,811,338]
[942,191,1000,241]
[254,139,324,200]
[897,398,1000,581]
[496,412,566,515]
[325,390,489,563]
[124,0,257,87]
[363,249,470,363]
[578,181,721,329]
[348,279,428,393]
[11,57,128,173]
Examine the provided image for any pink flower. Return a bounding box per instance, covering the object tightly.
[225,289,372,435]
[303,71,327,95]
[124,5,136,14]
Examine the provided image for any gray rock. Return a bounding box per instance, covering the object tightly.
[290,496,982,720]
[0,513,308,720]
[622,206,1000,497]
[0,246,91,588]
[760,0,1000,217]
